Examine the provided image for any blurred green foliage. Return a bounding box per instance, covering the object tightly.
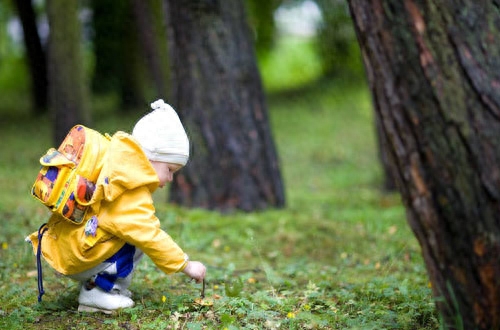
[315,0,364,77]
[245,0,281,57]
[1,0,364,110]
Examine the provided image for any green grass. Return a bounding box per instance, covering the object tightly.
[0,81,438,329]
[0,39,439,329]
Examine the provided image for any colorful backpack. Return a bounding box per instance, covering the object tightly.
[32,125,110,224]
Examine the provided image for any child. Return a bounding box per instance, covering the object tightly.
[26,99,206,314]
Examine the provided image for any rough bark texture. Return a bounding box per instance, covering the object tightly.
[165,0,285,211]
[13,0,48,114]
[46,0,89,143]
[349,1,500,329]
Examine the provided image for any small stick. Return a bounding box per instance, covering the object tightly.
[201,279,206,299]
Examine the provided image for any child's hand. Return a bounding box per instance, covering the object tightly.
[182,261,206,283]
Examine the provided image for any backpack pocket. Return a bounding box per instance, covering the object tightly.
[32,149,96,224]
[32,148,75,207]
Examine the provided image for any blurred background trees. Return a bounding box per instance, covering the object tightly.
[5,0,365,211]
[12,0,47,114]
[91,0,170,110]
[46,0,90,143]
[6,0,363,116]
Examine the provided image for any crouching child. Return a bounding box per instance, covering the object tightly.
[26,99,206,314]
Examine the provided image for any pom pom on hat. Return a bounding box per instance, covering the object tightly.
[132,99,189,166]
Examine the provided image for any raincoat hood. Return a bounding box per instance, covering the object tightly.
[92,131,160,203]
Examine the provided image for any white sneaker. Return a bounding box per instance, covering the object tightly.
[119,289,133,298]
[78,286,134,314]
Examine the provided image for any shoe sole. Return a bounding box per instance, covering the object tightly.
[78,304,114,315]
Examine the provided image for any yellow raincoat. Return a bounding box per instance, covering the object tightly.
[27,132,188,275]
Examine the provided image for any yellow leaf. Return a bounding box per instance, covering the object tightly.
[194,297,214,306]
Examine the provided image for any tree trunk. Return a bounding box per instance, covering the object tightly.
[90,0,144,110]
[349,1,500,329]
[165,0,285,211]
[374,102,397,192]
[46,0,90,144]
[13,0,48,114]
[90,0,126,94]
[130,0,170,99]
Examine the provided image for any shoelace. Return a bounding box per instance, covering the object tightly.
[36,223,48,302]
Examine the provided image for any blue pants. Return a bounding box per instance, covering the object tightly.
[69,243,143,292]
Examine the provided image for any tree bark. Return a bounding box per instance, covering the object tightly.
[349,1,500,329]
[374,113,396,191]
[46,0,90,144]
[13,0,48,114]
[165,0,285,211]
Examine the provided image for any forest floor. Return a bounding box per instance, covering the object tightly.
[0,76,439,329]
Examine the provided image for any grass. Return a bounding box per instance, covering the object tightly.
[0,38,439,329]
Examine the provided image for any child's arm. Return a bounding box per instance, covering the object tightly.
[100,187,199,275]
[182,261,206,283]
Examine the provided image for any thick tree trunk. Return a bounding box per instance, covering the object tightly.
[165,0,285,211]
[46,0,90,143]
[13,0,48,114]
[349,1,500,329]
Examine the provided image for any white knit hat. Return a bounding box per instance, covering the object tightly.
[132,99,189,166]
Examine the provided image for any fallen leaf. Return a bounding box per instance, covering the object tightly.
[27,270,38,277]
[194,298,214,306]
